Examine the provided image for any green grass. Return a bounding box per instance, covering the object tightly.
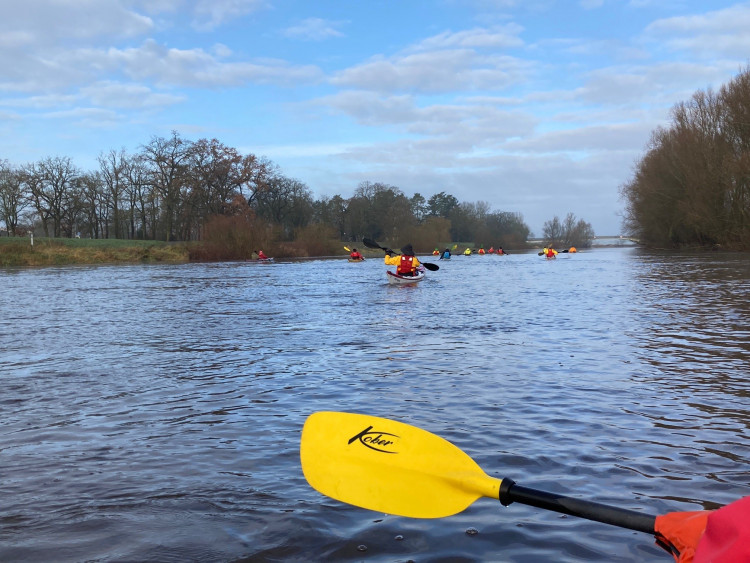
[0,237,191,267]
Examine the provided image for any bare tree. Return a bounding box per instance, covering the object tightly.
[542,216,564,246]
[622,66,750,248]
[140,131,192,241]
[79,172,103,239]
[0,160,28,236]
[98,149,129,239]
[123,154,153,240]
[23,157,80,237]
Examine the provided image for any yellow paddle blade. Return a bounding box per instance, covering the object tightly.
[344,246,351,252]
[300,412,502,518]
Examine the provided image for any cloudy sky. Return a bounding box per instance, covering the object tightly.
[1,0,749,236]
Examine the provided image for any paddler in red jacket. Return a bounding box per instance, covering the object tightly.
[256,250,269,260]
[384,243,421,276]
[349,248,364,261]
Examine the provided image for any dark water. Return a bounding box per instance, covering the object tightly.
[2,247,749,562]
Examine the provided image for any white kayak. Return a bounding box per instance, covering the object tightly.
[387,270,425,285]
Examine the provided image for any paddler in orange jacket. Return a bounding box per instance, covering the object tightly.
[384,243,421,276]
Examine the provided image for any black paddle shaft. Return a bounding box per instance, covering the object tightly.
[362,238,439,271]
[498,479,657,534]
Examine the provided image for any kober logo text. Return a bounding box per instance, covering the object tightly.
[348,425,399,454]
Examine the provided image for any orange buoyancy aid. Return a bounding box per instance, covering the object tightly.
[397,255,416,275]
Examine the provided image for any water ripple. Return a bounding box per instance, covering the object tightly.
[1,250,749,561]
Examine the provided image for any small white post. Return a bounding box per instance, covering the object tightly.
[30,232,34,246]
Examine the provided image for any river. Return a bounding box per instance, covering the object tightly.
[1,246,749,562]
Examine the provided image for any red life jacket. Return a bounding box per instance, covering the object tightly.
[397,255,415,275]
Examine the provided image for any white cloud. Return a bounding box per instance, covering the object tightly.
[98,40,323,87]
[319,90,536,143]
[0,39,323,94]
[503,122,652,153]
[580,61,742,106]
[644,3,750,57]
[283,18,346,41]
[191,0,267,31]
[40,107,123,128]
[0,94,79,109]
[411,25,525,50]
[329,26,532,94]
[79,81,185,109]
[0,1,153,43]
[332,50,532,93]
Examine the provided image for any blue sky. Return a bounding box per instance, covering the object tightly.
[1,1,749,236]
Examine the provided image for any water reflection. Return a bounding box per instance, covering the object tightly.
[1,249,749,561]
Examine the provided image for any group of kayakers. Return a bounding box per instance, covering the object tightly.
[263,244,576,263]
[541,246,577,258]
[432,246,507,257]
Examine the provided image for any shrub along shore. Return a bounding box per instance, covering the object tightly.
[0,236,526,267]
[0,236,388,267]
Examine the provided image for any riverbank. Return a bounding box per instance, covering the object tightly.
[1,236,584,267]
[0,237,191,267]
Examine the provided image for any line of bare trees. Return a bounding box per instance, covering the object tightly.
[542,213,595,248]
[0,132,272,241]
[621,66,750,249]
[0,132,534,250]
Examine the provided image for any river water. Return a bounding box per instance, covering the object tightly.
[1,247,749,562]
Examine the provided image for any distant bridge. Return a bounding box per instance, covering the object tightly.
[527,236,640,247]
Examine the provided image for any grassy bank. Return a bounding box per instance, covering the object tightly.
[0,237,191,267]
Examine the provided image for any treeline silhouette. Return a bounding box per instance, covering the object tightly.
[621,66,750,249]
[0,131,533,258]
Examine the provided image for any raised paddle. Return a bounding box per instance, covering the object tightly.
[362,238,439,271]
[344,246,351,252]
[301,412,657,533]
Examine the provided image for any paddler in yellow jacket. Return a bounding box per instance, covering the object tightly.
[384,243,421,276]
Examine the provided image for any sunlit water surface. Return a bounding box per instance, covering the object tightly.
[2,247,749,562]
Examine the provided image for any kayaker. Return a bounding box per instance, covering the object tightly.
[349,248,364,261]
[463,247,472,256]
[440,248,451,260]
[497,246,505,255]
[256,249,269,260]
[655,495,750,561]
[478,246,485,255]
[432,247,440,255]
[544,247,558,259]
[384,243,421,276]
